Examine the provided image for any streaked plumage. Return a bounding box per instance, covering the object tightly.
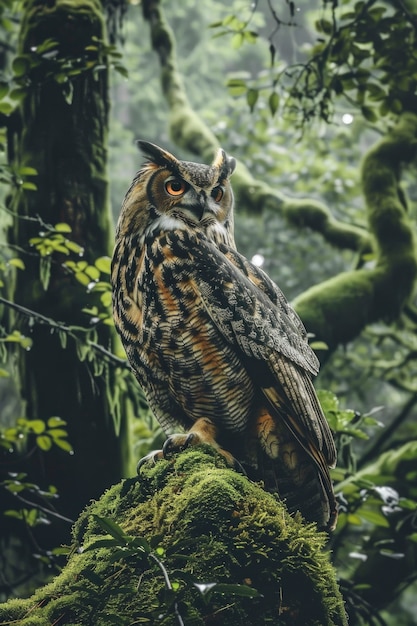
[111,141,337,530]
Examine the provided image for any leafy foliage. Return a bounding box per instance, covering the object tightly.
[215,1,416,126]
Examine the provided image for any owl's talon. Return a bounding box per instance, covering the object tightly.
[136,449,164,473]
[162,432,196,456]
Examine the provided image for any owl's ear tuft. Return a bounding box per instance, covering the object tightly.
[137,140,179,171]
[213,149,237,178]
[227,156,237,176]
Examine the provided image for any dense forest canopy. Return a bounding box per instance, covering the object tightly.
[0,0,417,624]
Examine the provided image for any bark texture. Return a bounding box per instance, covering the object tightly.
[8,0,130,524]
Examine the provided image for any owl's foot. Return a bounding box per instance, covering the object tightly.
[137,417,244,473]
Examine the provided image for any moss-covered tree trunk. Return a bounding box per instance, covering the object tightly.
[0,447,348,626]
[8,0,130,526]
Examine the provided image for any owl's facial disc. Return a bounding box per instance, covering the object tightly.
[164,175,225,223]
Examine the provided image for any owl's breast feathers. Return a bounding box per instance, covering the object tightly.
[112,227,337,530]
[112,229,256,434]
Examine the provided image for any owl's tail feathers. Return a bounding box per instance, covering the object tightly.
[256,449,338,531]
[253,404,337,530]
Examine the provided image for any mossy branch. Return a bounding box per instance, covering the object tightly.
[141,0,370,255]
[0,447,347,626]
[294,113,417,353]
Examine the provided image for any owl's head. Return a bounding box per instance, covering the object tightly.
[116,141,237,248]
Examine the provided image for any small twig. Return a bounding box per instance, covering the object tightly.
[7,491,74,524]
[0,295,128,368]
[358,393,417,468]
[149,553,185,626]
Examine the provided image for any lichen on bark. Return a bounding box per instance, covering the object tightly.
[0,446,347,626]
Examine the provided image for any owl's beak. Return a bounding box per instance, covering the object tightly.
[194,192,209,221]
[185,191,213,222]
[196,201,206,221]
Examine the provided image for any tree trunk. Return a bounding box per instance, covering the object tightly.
[8,0,130,526]
[0,447,348,626]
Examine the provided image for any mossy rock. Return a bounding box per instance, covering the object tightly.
[0,446,347,625]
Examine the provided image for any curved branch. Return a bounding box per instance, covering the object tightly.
[294,113,417,352]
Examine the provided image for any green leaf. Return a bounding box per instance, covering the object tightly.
[231,32,244,49]
[51,546,71,555]
[310,341,328,351]
[40,256,51,290]
[90,281,111,293]
[92,515,130,542]
[398,498,417,511]
[243,31,258,44]
[54,222,72,233]
[12,56,29,77]
[81,568,104,586]
[5,482,26,493]
[27,419,46,434]
[53,438,73,453]
[210,583,261,598]
[85,266,100,281]
[48,416,67,428]
[9,88,26,101]
[36,435,52,451]
[83,538,124,552]
[48,428,68,438]
[95,256,111,274]
[0,102,13,115]
[315,19,333,35]
[64,240,84,254]
[8,258,25,270]
[268,91,279,116]
[0,81,8,99]
[114,65,129,79]
[4,509,24,520]
[246,88,259,112]
[390,98,403,114]
[361,105,377,123]
[359,508,390,527]
[18,166,37,176]
[75,272,91,286]
[317,389,339,413]
[100,291,112,308]
[22,181,38,191]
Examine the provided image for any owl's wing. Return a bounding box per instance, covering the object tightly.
[219,243,314,358]
[190,236,336,468]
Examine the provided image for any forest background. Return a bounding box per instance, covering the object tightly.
[0,0,417,624]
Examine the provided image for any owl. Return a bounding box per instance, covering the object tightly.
[111,141,337,531]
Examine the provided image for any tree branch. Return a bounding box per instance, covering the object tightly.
[294,113,417,353]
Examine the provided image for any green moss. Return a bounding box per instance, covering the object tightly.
[0,446,347,626]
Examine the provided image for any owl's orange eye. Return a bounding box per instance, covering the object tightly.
[165,178,187,196]
[212,186,224,202]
